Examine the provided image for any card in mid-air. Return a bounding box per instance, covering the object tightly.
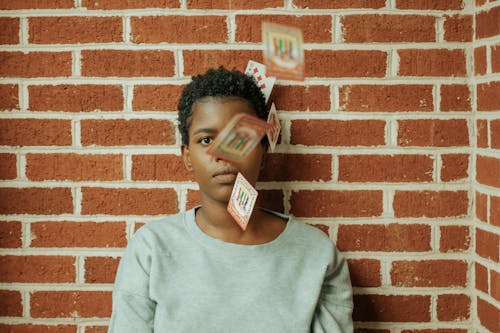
[266,103,281,152]
[227,172,258,230]
[207,114,269,162]
[245,60,276,103]
[262,22,304,81]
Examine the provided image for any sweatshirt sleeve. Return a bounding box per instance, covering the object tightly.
[108,230,156,333]
[310,245,354,333]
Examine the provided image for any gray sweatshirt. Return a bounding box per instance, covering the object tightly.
[108,208,353,333]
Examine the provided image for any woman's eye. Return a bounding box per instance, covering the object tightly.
[199,137,213,145]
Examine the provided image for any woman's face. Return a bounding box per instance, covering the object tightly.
[181,97,265,205]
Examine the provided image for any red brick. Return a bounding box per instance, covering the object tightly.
[187,189,201,210]
[476,155,500,188]
[290,190,383,217]
[441,154,469,181]
[0,187,73,215]
[0,0,73,9]
[474,46,487,76]
[476,6,500,40]
[0,17,19,44]
[342,15,435,43]
[477,297,500,332]
[396,0,463,10]
[476,119,489,148]
[133,85,184,111]
[491,269,500,301]
[271,85,330,111]
[132,154,193,181]
[29,85,123,112]
[476,191,488,223]
[187,0,282,9]
[0,324,77,333]
[476,228,499,262]
[294,0,385,8]
[440,84,471,111]
[475,263,488,294]
[183,50,262,75]
[0,290,22,316]
[0,255,75,283]
[81,50,174,77]
[80,119,175,146]
[26,153,123,181]
[30,291,111,318]
[81,187,178,215]
[444,15,472,42]
[393,190,468,218]
[306,50,386,78]
[132,16,227,43]
[82,0,179,9]
[85,257,120,283]
[0,52,71,77]
[397,119,469,147]
[492,44,500,73]
[353,294,431,322]
[235,15,331,43]
[440,226,470,252]
[391,260,467,287]
[0,221,22,248]
[0,84,18,110]
[339,155,433,182]
[29,17,122,44]
[340,85,433,112]
[337,224,431,252]
[84,326,108,333]
[477,81,500,111]
[398,49,466,77]
[260,154,332,181]
[256,190,284,213]
[437,294,470,321]
[492,120,500,149]
[491,196,500,227]
[30,222,127,248]
[476,0,486,5]
[0,153,16,180]
[0,119,72,146]
[290,119,386,146]
[347,259,381,287]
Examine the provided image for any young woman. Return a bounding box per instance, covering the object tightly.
[108,67,353,333]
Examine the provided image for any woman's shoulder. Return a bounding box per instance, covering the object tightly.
[261,208,334,249]
[129,210,192,250]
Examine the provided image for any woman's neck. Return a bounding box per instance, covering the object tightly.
[195,196,286,245]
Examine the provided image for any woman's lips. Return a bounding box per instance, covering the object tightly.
[213,173,238,184]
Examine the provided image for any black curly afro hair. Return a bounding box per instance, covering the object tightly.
[178,66,267,145]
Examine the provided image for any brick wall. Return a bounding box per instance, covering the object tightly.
[0,0,498,332]
[473,0,500,332]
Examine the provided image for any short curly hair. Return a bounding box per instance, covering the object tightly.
[177,66,267,145]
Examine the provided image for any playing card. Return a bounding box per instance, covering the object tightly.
[262,22,304,81]
[207,114,269,162]
[245,60,276,103]
[266,103,281,152]
[227,172,258,230]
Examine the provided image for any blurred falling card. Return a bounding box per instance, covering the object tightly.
[262,22,304,81]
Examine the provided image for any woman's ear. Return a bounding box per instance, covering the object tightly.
[181,144,193,171]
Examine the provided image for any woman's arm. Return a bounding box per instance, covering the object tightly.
[108,231,156,333]
[310,247,353,333]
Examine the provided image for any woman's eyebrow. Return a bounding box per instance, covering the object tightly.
[192,128,217,136]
